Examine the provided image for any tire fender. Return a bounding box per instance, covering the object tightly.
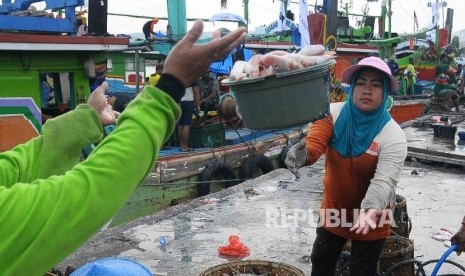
[198,161,239,196]
[241,155,275,180]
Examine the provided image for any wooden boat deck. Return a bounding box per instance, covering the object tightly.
[401,114,465,166]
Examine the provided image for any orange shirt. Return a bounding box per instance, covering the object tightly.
[305,116,391,241]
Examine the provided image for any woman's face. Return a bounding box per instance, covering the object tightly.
[352,69,384,112]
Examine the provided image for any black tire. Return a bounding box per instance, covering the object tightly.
[240,155,275,180]
[198,161,239,196]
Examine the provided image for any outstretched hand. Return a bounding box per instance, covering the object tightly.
[162,20,247,88]
[87,82,117,126]
[284,140,307,179]
[350,209,386,235]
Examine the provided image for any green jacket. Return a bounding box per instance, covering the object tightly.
[0,85,180,275]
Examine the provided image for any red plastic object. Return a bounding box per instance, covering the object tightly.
[218,235,250,257]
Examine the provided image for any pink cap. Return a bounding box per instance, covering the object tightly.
[342,56,399,92]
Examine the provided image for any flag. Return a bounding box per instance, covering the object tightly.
[299,0,310,47]
[414,11,419,31]
[277,0,287,32]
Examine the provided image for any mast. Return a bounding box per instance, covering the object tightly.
[167,0,187,40]
[243,0,249,32]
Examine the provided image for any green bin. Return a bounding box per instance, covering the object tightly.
[222,59,335,130]
[189,123,225,148]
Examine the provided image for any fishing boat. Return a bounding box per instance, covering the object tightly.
[0,0,129,151]
[324,0,455,123]
[0,0,315,228]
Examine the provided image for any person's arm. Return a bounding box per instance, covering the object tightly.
[360,122,407,210]
[0,104,103,187]
[285,115,333,177]
[305,116,333,165]
[193,85,201,110]
[0,20,247,275]
[350,121,407,235]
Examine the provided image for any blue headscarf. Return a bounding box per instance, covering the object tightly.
[329,70,392,157]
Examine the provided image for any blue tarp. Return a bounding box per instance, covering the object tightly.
[210,48,253,75]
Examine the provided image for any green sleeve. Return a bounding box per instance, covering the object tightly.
[0,86,180,275]
[0,105,103,188]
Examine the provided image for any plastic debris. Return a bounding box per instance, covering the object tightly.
[218,235,250,258]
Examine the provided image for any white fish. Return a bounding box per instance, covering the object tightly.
[298,44,326,56]
[259,54,302,73]
[432,234,451,241]
[229,61,258,80]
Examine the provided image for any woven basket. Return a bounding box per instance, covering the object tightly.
[198,260,305,276]
[337,236,414,276]
[391,194,411,238]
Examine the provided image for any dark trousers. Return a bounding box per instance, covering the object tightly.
[311,227,385,276]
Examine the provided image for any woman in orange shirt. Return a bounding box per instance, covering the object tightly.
[286,57,407,275]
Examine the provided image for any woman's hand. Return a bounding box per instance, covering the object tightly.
[87,82,118,126]
[350,209,387,235]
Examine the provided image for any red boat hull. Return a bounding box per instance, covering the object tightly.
[390,103,426,124]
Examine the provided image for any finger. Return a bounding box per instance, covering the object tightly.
[207,28,246,60]
[183,20,204,46]
[367,216,377,230]
[349,223,359,232]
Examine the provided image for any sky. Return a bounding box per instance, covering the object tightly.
[98,0,465,37]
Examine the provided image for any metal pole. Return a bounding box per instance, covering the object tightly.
[243,0,249,32]
[135,49,140,93]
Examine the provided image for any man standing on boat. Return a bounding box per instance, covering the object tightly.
[285,57,407,275]
[143,17,159,40]
[178,82,200,152]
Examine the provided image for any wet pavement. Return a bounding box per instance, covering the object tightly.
[57,158,465,275]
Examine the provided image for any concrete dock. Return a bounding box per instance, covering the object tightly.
[57,156,465,275]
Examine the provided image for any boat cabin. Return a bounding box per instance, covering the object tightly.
[0,0,129,151]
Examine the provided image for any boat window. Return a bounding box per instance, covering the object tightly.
[40,72,75,121]
[124,57,144,72]
[125,58,135,71]
[107,59,113,72]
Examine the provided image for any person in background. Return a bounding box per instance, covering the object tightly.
[178,82,200,152]
[285,56,407,275]
[198,70,219,116]
[403,57,417,95]
[421,40,438,63]
[149,62,164,86]
[451,216,465,255]
[387,55,399,78]
[433,66,460,111]
[142,17,159,39]
[41,74,52,108]
[0,20,246,275]
[456,64,463,78]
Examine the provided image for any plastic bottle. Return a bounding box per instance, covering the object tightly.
[159,236,167,246]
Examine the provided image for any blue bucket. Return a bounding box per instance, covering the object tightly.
[70,257,153,276]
